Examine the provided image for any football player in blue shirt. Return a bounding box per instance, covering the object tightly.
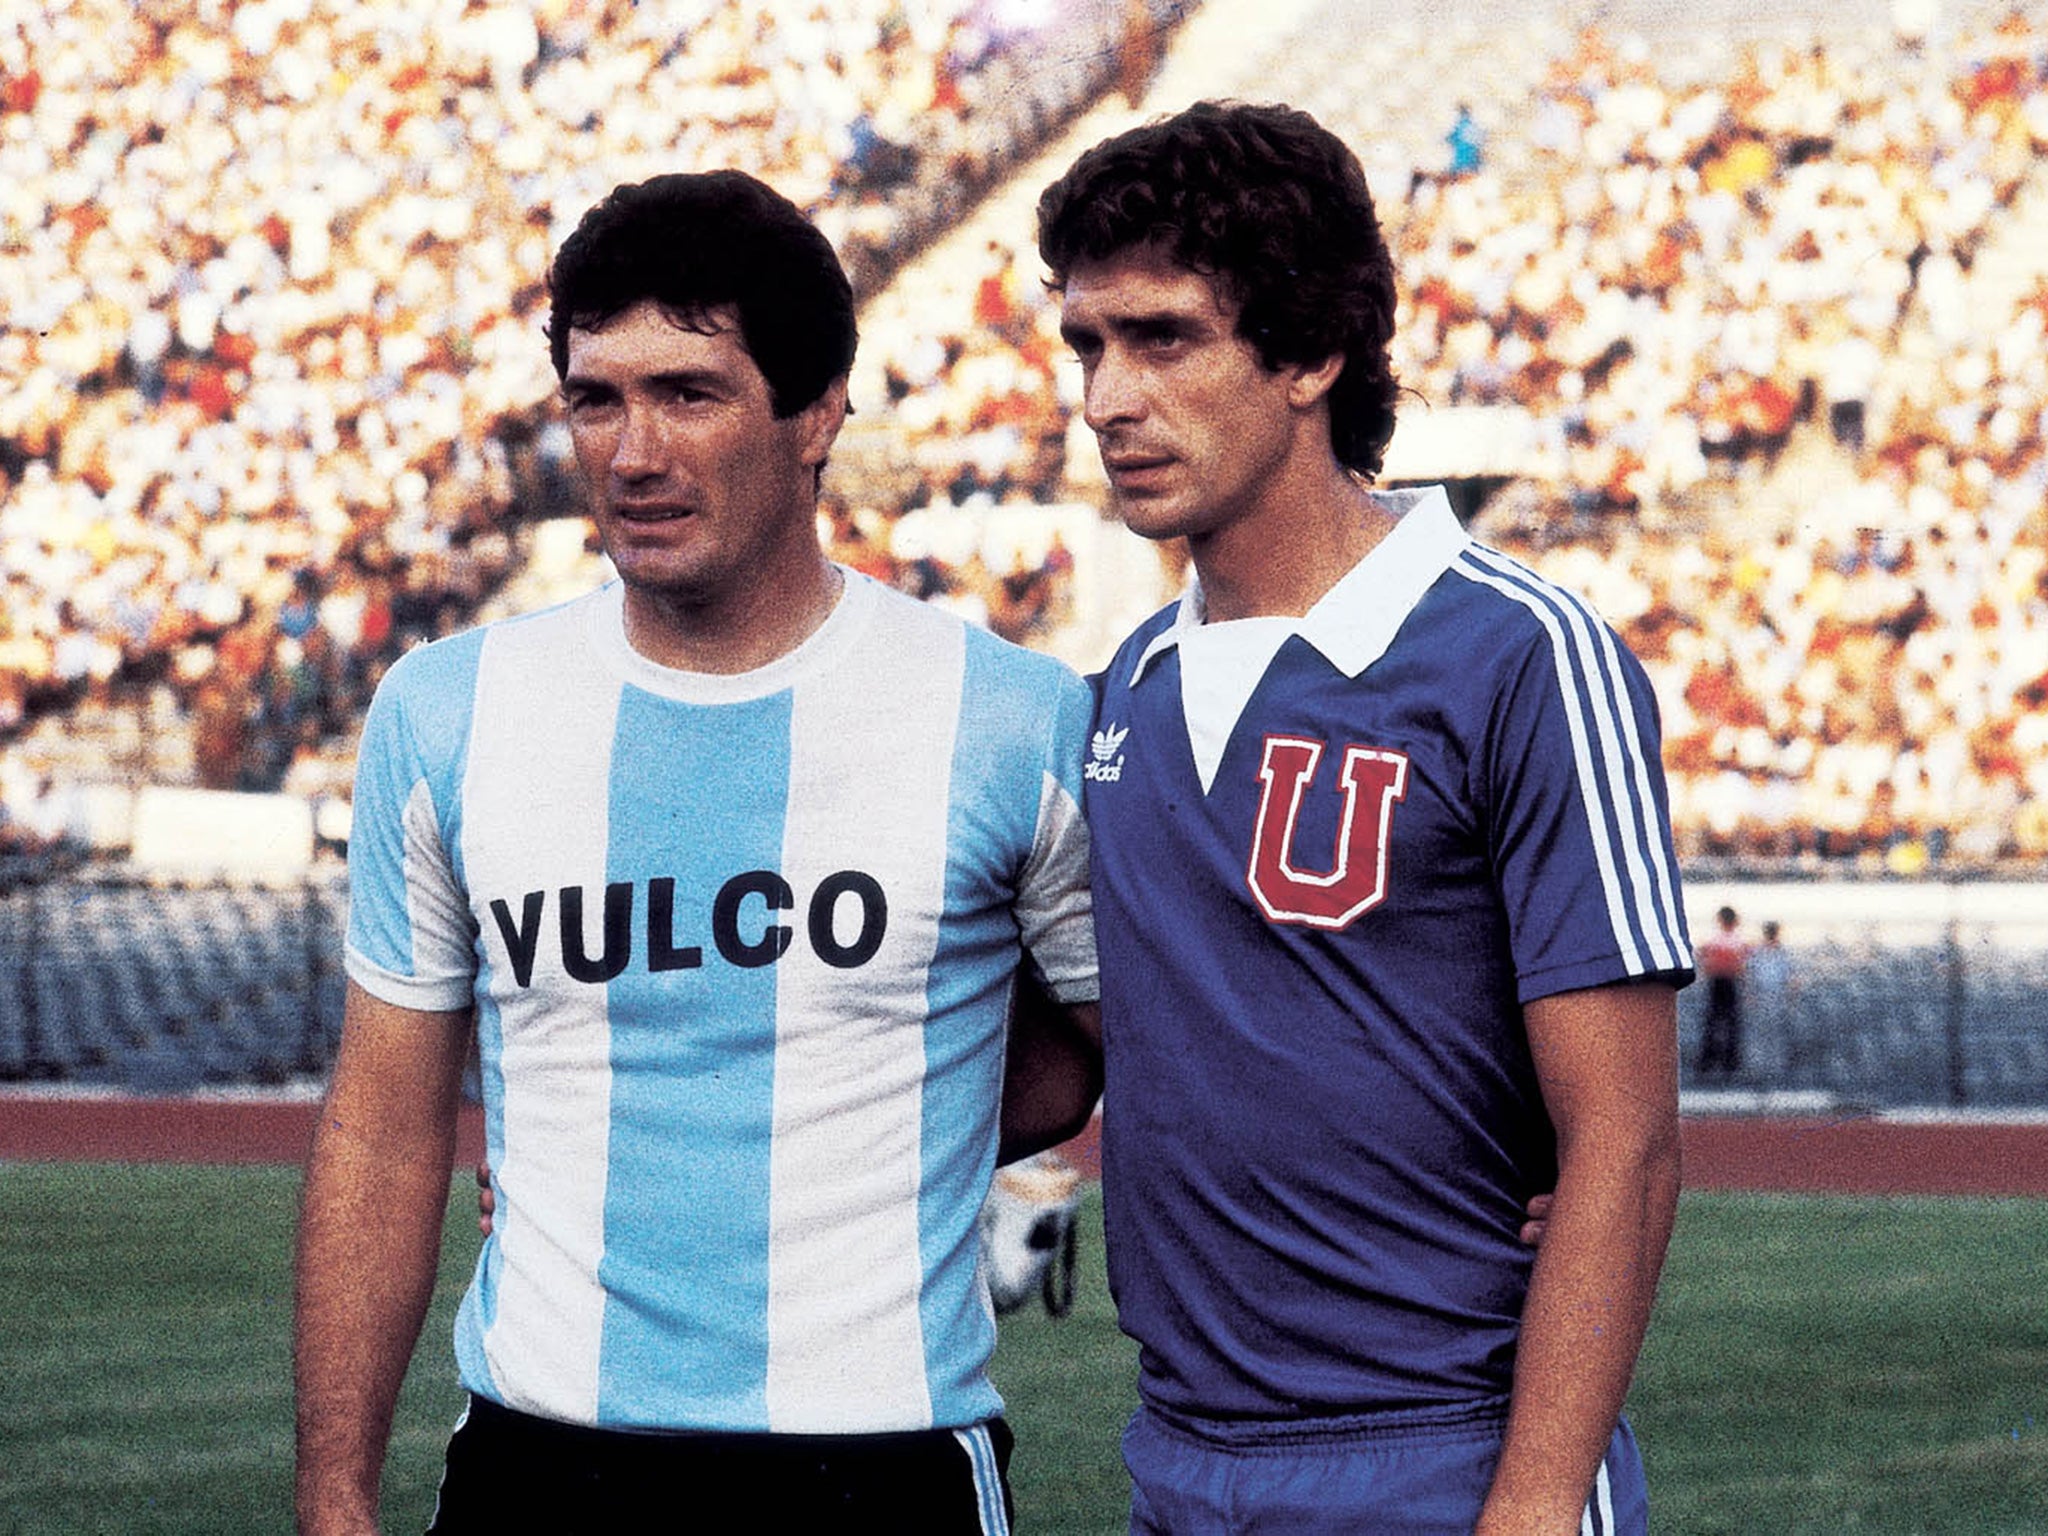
[293,170,1103,1536]
[1038,102,1693,1534]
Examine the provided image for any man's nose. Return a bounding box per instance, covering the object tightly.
[1083,351,1142,432]
[611,401,664,478]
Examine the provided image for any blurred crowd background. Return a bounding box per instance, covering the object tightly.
[3,0,2046,877]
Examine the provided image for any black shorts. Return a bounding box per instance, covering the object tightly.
[428,1394,1015,1534]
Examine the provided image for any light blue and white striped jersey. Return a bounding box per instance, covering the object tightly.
[344,570,1097,1434]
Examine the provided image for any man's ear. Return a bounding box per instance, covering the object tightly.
[797,375,850,468]
[1286,353,1346,410]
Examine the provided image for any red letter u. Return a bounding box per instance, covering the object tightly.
[1246,736,1409,929]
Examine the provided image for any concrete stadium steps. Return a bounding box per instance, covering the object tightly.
[1674,936,2048,1111]
[0,876,345,1091]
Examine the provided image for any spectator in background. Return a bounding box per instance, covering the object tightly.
[1747,918,1802,1083]
[2,0,1146,796]
[1446,100,1487,175]
[1695,905,1752,1078]
[5,1,2048,874]
[1117,0,1164,108]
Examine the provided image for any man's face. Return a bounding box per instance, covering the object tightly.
[1057,246,1309,546]
[562,299,842,611]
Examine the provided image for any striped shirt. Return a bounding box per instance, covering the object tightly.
[345,571,1097,1434]
[1086,485,1691,1418]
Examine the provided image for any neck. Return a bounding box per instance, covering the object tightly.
[1190,465,1396,622]
[623,552,844,675]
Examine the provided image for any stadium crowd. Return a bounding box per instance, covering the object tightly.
[0,0,1164,829]
[5,0,2048,871]
[848,3,2048,868]
[1442,9,2048,870]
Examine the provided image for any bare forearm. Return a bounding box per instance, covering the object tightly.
[292,956,478,1536]
[293,1098,459,1532]
[1476,1132,1679,1535]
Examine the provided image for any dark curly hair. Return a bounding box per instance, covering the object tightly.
[547,170,857,418]
[1036,101,1399,479]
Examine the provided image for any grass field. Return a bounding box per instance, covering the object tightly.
[2,1166,2045,1534]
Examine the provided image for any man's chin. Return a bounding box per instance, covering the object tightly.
[1109,493,1194,544]
[608,551,720,603]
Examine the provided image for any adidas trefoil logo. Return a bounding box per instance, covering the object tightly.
[1085,722,1130,783]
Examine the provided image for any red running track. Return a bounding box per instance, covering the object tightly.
[2,1097,2046,1197]
[0,1096,487,1169]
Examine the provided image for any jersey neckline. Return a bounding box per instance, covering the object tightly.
[581,565,878,704]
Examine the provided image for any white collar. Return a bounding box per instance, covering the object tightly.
[1130,484,1470,686]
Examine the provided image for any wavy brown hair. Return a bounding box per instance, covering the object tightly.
[1037,101,1399,479]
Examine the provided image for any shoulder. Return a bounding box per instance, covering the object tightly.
[374,624,485,699]
[364,629,486,751]
[961,608,1084,691]
[1425,539,1653,700]
[860,573,1087,699]
[378,591,596,696]
[1433,541,1608,645]
[366,592,600,759]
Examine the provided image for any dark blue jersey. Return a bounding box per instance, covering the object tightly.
[1087,488,1691,1419]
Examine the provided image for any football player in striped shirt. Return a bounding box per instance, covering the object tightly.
[294,171,1102,1535]
[1039,102,1694,1535]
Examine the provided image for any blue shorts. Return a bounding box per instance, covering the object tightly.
[1123,1397,1646,1534]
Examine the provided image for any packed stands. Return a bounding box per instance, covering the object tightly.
[1395,6,2048,872]
[0,0,1185,1087]
[6,0,2048,1097]
[849,0,2048,870]
[0,0,1183,822]
[11,1,2043,872]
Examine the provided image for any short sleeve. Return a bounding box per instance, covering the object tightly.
[343,653,481,1012]
[1013,666,1098,1004]
[1485,600,1693,1002]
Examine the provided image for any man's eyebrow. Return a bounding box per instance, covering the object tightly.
[1060,310,1196,344]
[563,367,727,394]
[645,367,728,392]
[1126,312,1197,335]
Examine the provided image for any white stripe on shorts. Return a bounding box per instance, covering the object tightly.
[954,1424,1010,1536]
[1581,1454,1615,1536]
